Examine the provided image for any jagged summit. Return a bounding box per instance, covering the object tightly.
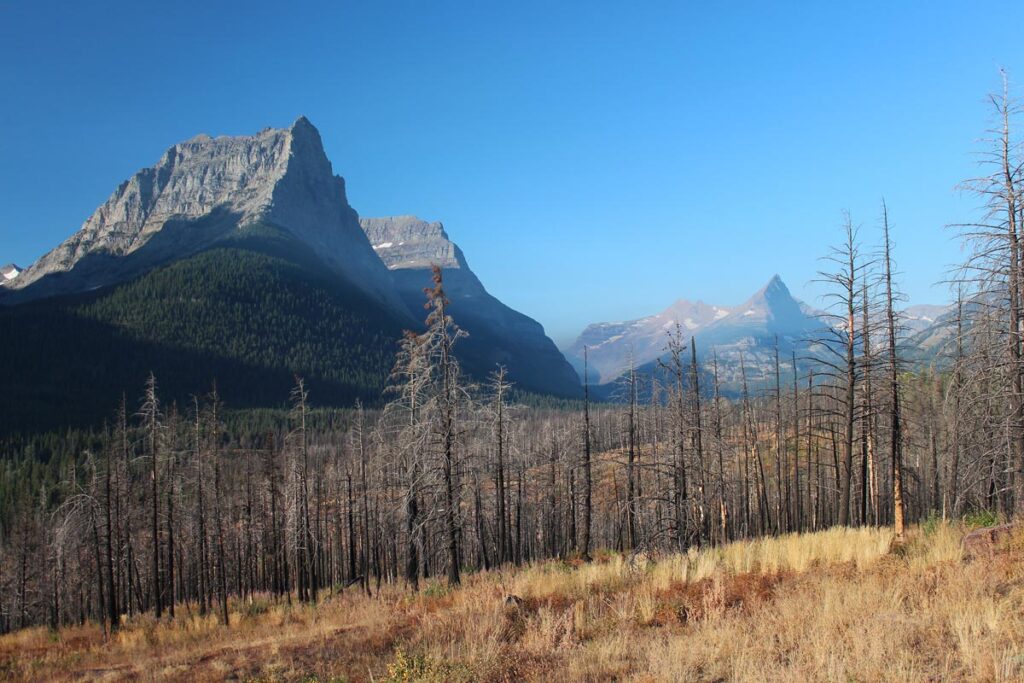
[3,117,403,311]
[719,275,809,328]
[360,215,468,271]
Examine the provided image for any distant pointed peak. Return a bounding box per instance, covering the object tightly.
[291,115,318,133]
[754,274,791,299]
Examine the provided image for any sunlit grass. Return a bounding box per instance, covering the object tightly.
[3,521,1023,682]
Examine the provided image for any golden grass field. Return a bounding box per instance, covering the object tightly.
[3,523,1024,682]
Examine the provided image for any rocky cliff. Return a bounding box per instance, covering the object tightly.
[3,117,404,313]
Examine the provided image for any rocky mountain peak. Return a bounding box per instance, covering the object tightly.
[725,275,805,326]
[3,118,403,312]
[565,275,827,385]
[359,215,467,271]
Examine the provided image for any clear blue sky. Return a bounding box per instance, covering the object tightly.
[1,2,1020,344]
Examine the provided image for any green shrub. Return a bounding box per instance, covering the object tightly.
[921,511,943,536]
[241,598,272,620]
[963,509,999,529]
[422,581,449,599]
[384,649,453,683]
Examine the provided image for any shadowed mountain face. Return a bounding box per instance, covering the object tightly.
[360,215,582,398]
[0,223,408,432]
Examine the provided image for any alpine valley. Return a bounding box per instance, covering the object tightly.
[0,117,957,433]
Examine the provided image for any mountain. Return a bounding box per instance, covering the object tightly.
[1,264,20,283]
[696,275,823,349]
[1,119,586,431]
[903,304,952,334]
[565,275,826,387]
[360,215,581,397]
[1,117,405,314]
[0,223,408,432]
[565,299,729,384]
[681,275,827,387]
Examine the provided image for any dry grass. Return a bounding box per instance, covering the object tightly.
[3,522,1023,682]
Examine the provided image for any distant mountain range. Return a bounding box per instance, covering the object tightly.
[903,304,951,334]
[564,276,955,392]
[565,276,824,386]
[0,118,578,431]
[0,116,963,432]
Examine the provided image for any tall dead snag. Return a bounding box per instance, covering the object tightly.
[208,384,229,625]
[386,330,429,589]
[954,72,1024,515]
[773,339,784,533]
[351,402,371,596]
[689,337,706,544]
[422,265,467,586]
[859,281,879,526]
[817,214,864,526]
[104,413,117,631]
[739,351,770,535]
[290,377,316,603]
[791,351,803,532]
[165,407,177,619]
[949,289,966,517]
[660,325,689,550]
[139,373,162,618]
[711,350,727,543]
[881,202,906,539]
[193,397,212,614]
[625,355,638,550]
[581,347,593,561]
[489,367,513,565]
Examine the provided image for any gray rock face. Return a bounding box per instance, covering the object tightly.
[360,215,582,398]
[4,117,404,312]
[361,216,464,270]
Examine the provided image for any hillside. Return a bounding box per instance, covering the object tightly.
[0,224,406,432]
[361,215,582,398]
[1,523,1015,682]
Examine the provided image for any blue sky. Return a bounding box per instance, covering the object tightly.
[1,2,1020,344]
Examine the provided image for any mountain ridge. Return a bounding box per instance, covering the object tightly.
[2,116,406,314]
[360,215,581,397]
[565,275,822,384]
[0,119,585,429]
[567,276,953,389]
